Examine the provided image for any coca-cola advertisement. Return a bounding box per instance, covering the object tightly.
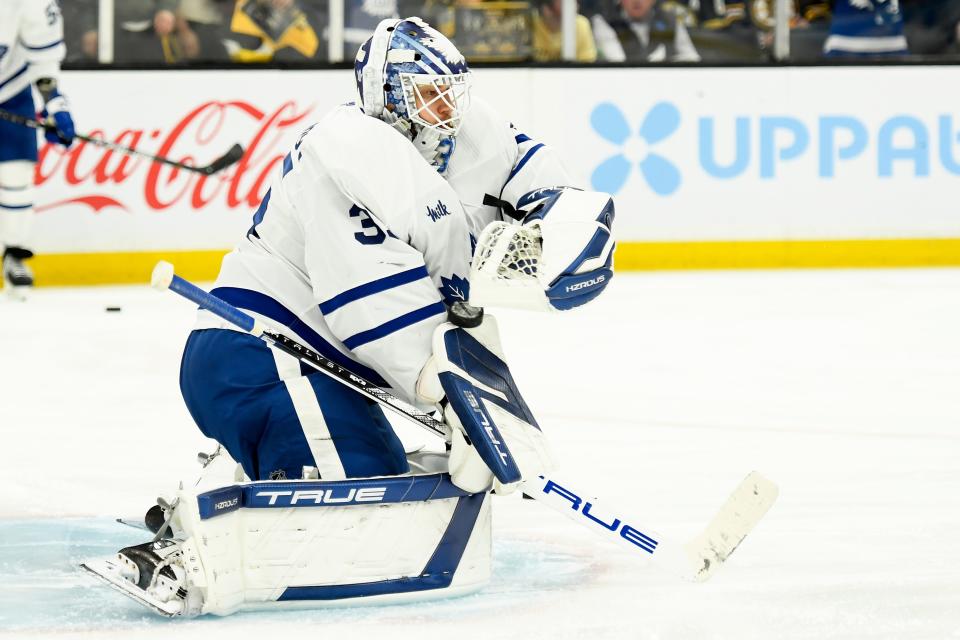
[34,71,355,253]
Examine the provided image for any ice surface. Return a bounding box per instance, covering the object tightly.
[2,269,959,639]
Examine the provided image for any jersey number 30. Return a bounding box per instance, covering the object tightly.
[349,205,386,245]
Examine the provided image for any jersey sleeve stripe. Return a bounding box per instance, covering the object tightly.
[211,286,390,386]
[342,301,446,350]
[0,65,29,92]
[514,133,531,144]
[318,266,430,315]
[246,188,272,239]
[21,39,63,51]
[505,143,545,185]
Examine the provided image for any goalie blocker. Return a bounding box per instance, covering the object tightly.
[417,313,555,494]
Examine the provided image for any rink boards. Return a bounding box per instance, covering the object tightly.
[26,66,960,284]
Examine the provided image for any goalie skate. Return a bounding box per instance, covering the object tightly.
[81,539,198,618]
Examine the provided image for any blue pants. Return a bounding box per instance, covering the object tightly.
[180,329,409,481]
[0,87,39,163]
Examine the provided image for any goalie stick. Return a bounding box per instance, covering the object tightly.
[150,261,778,583]
[0,108,244,176]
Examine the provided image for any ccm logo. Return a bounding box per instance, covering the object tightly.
[215,497,239,510]
[566,275,605,293]
[541,480,658,553]
[255,487,387,506]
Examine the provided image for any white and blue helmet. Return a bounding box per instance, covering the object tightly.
[355,17,472,135]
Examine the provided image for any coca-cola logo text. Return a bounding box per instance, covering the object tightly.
[35,100,313,215]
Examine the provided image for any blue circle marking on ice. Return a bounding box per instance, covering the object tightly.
[0,518,159,631]
[0,520,595,630]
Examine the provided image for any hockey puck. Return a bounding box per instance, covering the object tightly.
[447,301,483,328]
[105,306,122,312]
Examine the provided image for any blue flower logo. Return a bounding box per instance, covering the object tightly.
[590,102,682,196]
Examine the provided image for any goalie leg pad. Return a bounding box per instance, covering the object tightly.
[83,468,493,617]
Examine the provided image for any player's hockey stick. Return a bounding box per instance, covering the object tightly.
[0,108,244,176]
[151,261,779,583]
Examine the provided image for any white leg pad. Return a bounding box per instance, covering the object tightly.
[167,471,492,616]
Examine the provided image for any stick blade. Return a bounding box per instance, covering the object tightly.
[202,143,244,175]
[683,471,779,582]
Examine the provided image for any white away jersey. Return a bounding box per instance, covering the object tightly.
[0,0,66,104]
[199,97,572,404]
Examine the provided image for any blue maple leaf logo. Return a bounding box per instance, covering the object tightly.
[440,273,470,305]
[590,102,682,196]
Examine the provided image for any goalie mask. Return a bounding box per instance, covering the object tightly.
[355,17,472,136]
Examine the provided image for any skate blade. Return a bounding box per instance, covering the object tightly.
[115,517,151,532]
[80,557,183,617]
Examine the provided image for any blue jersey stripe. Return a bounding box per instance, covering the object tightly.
[514,133,531,144]
[210,286,389,386]
[319,266,430,315]
[0,65,29,92]
[505,143,545,185]
[282,152,293,177]
[21,39,63,51]
[343,301,446,350]
[0,203,32,210]
[246,188,271,239]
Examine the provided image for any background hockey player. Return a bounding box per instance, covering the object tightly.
[179,16,616,495]
[0,0,76,296]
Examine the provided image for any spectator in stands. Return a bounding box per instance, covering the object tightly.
[531,0,599,61]
[62,1,96,63]
[591,0,700,61]
[75,0,184,63]
[175,0,231,62]
[750,0,830,61]
[343,0,400,61]
[902,0,960,55]
[823,0,908,57]
[682,0,764,61]
[221,0,327,62]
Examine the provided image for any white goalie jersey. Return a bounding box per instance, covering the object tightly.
[199,96,573,404]
[0,0,66,104]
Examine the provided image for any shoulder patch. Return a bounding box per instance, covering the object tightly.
[426,199,451,222]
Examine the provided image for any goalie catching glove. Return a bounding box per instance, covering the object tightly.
[417,312,554,494]
[470,187,615,312]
